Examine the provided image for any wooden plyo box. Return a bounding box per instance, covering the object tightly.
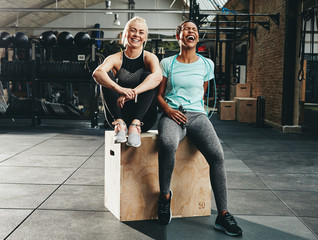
[236,83,251,98]
[236,97,257,123]
[219,101,236,120]
[105,130,211,221]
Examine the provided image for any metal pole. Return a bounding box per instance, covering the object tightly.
[0,7,186,14]
[91,43,96,62]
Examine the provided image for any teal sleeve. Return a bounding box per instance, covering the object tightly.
[160,58,169,78]
[205,58,215,82]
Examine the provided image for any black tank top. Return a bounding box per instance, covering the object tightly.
[116,51,146,88]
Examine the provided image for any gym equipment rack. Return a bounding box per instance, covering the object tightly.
[0,42,99,127]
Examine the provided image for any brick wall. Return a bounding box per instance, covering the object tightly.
[246,0,286,125]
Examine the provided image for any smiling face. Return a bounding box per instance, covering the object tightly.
[122,17,148,49]
[126,22,147,48]
[176,21,199,49]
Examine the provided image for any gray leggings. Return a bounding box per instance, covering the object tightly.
[158,112,228,212]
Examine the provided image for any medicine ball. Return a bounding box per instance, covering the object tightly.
[0,32,11,48]
[40,31,57,47]
[57,31,74,47]
[74,32,91,48]
[12,32,29,48]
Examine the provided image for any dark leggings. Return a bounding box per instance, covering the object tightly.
[158,112,228,212]
[102,72,157,132]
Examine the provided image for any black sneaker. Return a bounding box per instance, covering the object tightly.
[214,212,242,236]
[157,190,172,225]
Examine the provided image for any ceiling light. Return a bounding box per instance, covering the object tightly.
[105,0,112,15]
[113,13,120,26]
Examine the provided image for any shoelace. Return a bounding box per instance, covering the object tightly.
[224,214,237,225]
[158,201,170,214]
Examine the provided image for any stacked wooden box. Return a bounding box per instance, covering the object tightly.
[220,83,256,122]
[233,83,257,123]
[219,100,236,120]
[236,83,251,98]
[235,97,257,122]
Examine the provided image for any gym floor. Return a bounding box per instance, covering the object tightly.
[0,114,317,240]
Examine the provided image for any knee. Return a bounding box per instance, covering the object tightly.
[159,136,178,154]
[206,149,224,166]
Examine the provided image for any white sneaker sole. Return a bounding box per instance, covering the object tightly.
[115,138,127,143]
[114,135,127,143]
[126,141,141,148]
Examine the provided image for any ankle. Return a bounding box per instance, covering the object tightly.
[129,120,143,134]
[113,119,126,132]
[160,192,170,200]
[219,210,228,216]
[131,119,141,125]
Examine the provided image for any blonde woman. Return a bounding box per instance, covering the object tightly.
[93,16,162,147]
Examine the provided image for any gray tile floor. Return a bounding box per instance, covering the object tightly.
[0,116,317,240]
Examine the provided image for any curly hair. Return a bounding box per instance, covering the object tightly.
[176,20,198,36]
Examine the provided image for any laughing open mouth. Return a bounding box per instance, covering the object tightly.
[187,35,196,41]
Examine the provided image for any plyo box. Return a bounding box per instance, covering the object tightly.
[219,101,236,120]
[105,130,211,221]
[235,97,257,122]
[236,83,251,98]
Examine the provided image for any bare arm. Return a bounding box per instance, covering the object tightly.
[157,76,187,125]
[92,53,136,99]
[203,81,209,97]
[134,51,162,95]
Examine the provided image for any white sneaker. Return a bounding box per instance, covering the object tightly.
[113,120,127,143]
[126,122,143,147]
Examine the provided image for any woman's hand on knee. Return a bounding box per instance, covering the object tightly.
[117,95,125,108]
[117,94,132,108]
[117,86,136,99]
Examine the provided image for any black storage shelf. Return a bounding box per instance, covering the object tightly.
[0,114,33,119]
[0,113,95,121]
[33,115,89,120]
[0,48,98,127]
[0,77,33,82]
[35,78,93,83]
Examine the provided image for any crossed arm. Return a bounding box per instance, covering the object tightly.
[92,51,162,108]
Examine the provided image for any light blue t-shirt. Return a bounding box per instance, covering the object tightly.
[160,55,214,114]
